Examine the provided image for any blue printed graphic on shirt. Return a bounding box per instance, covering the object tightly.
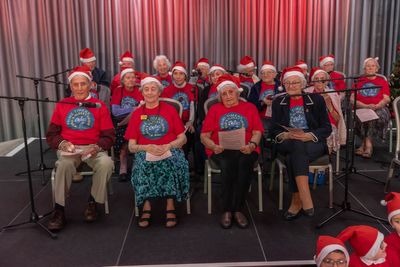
[359,82,380,97]
[140,115,169,140]
[65,107,95,130]
[161,79,171,88]
[259,90,274,101]
[289,106,308,129]
[121,96,138,109]
[327,81,335,90]
[172,92,190,110]
[219,112,248,131]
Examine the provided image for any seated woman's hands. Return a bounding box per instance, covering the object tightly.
[146,144,170,156]
[81,145,101,159]
[240,143,255,154]
[59,141,76,153]
[280,132,315,142]
[212,144,224,154]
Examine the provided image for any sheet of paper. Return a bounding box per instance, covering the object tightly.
[265,106,272,117]
[218,127,246,150]
[356,108,379,122]
[279,124,305,134]
[60,148,84,156]
[145,150,172,162]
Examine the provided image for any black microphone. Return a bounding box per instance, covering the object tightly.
[76,102,101,108]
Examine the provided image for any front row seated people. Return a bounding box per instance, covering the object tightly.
[314,235,350,267]
[271,66,332,221]
[46,66,115,231]
[201,74,263,229]
[125,76,189,228]
[382,192,400,258]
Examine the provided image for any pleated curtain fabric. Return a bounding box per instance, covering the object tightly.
[0,0,399,141]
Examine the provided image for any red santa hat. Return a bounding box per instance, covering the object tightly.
[260,60,277,73]
[194,58,210,69]
[120,67,135,80]
[314,236,349,267]
[215,74,243,93]
[140,75,162,90]
[281,66,306,82]
[363,57,379,68]
[337,225,384,259]
[79,48,96,63]
[119,51,135,65]
[319,55,335,67]
[295,59,308,70]
[68,66,93,83]
[381,192,400,224]
[310,67,329,81]
[209,64,226,74]
[171,61,188,76]
[238,56,256,71]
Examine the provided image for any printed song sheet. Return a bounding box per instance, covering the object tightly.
[218,127,246,150]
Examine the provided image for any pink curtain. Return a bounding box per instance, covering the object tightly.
[0,0,399,140]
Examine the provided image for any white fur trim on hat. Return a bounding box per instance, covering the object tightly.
[119,57,135,65]
[80,56,96,63]
[312,69,328,81]
[388,210,400,223]
[361,231,384,260]
[315,244,350,267]
[297,63,308,69]
[239,62,255,69]
[363,57,379,68]
[197,62,210,69]
[320,57,335,67]
[172,66,187,76]
[140,77,162,89]
[217,80,243,93]
[120,68,135,79]
[209,66,226,74]
[261,65,277,73]
[68,72,92,83]
[283,71,305,81]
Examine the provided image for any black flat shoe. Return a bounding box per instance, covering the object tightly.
[302,208,315,217]
[220,212,232,229]
[283,209,302,221]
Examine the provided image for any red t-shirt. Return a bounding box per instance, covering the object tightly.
[50,97,113,145]
[124,102,185,145]
[201,101,264,156]
[110,73,121,95]
[348,249,400,267]
[110,86,143,107]
[155,74,172,88]
[259,83,275,118]
[328,71,346,93]
[355,76,390,105]
[208,84,218,99]
[161,83,194,123]
[240,75,254,84]
[385,232,400,259]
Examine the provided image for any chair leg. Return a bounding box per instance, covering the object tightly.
[257,164,263,212]
[203,160,208,194]
[207,165,212,214]
[104,193,109,214]
[335,150,340,174]
[313,170,318,190]
[329,164,333,208]
[186,193,191,215]
[134,194,139,217]
[278,164,284,210]
[385,160,396,193]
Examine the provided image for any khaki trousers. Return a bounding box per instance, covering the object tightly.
[54,148,114,206]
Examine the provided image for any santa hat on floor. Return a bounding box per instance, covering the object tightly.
[68,66,93,83]
[120,67,135,80]
[295,59,308,70]
[310,67,329,81]
[209,64,226,74]
[381,192,400,224]
[171,61,188,76]
[194,58,210,69]
[79,48,96,63]
[314,235,349,267]
[281,66,306,82]
[215,74,243,93]
[319,55,335,67]
[260,60,277,73]
[237,56,256,72]
[119,51,135,65]
[337,225,384,260]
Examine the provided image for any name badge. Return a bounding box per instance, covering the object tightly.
[141,115,148,120]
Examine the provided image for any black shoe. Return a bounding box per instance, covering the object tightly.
[302,208,315,217]
[165,210,178,228]
[84,202,98,222]
[118,173,128,182]
[138,210,152,228]
[234,212,249,229]
[220,212,232,229]
[283,209,302,221]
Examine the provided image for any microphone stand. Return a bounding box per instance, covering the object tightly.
[0,95,57,239]
[14,75,68,185]
[43,68,72,101]
[315,84,388,228]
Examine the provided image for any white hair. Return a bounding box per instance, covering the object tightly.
[153,55,171,70]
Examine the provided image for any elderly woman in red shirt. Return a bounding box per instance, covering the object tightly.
[201,74,263,229]
[353,57,391,158]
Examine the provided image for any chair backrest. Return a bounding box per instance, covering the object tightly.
[98,85,111,110]
[393,96,400,159]
[204,96,247,115]
[160,97,183,118]
[375,73,388,81]
[240,82,252,99]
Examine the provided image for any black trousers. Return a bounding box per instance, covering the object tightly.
[276,140,326,192]
[211,150,258,212]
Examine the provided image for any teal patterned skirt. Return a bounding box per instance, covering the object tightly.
[131,148,189,206]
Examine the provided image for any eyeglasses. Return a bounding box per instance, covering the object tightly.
[322,258,347,266]
[283,81,302,87]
